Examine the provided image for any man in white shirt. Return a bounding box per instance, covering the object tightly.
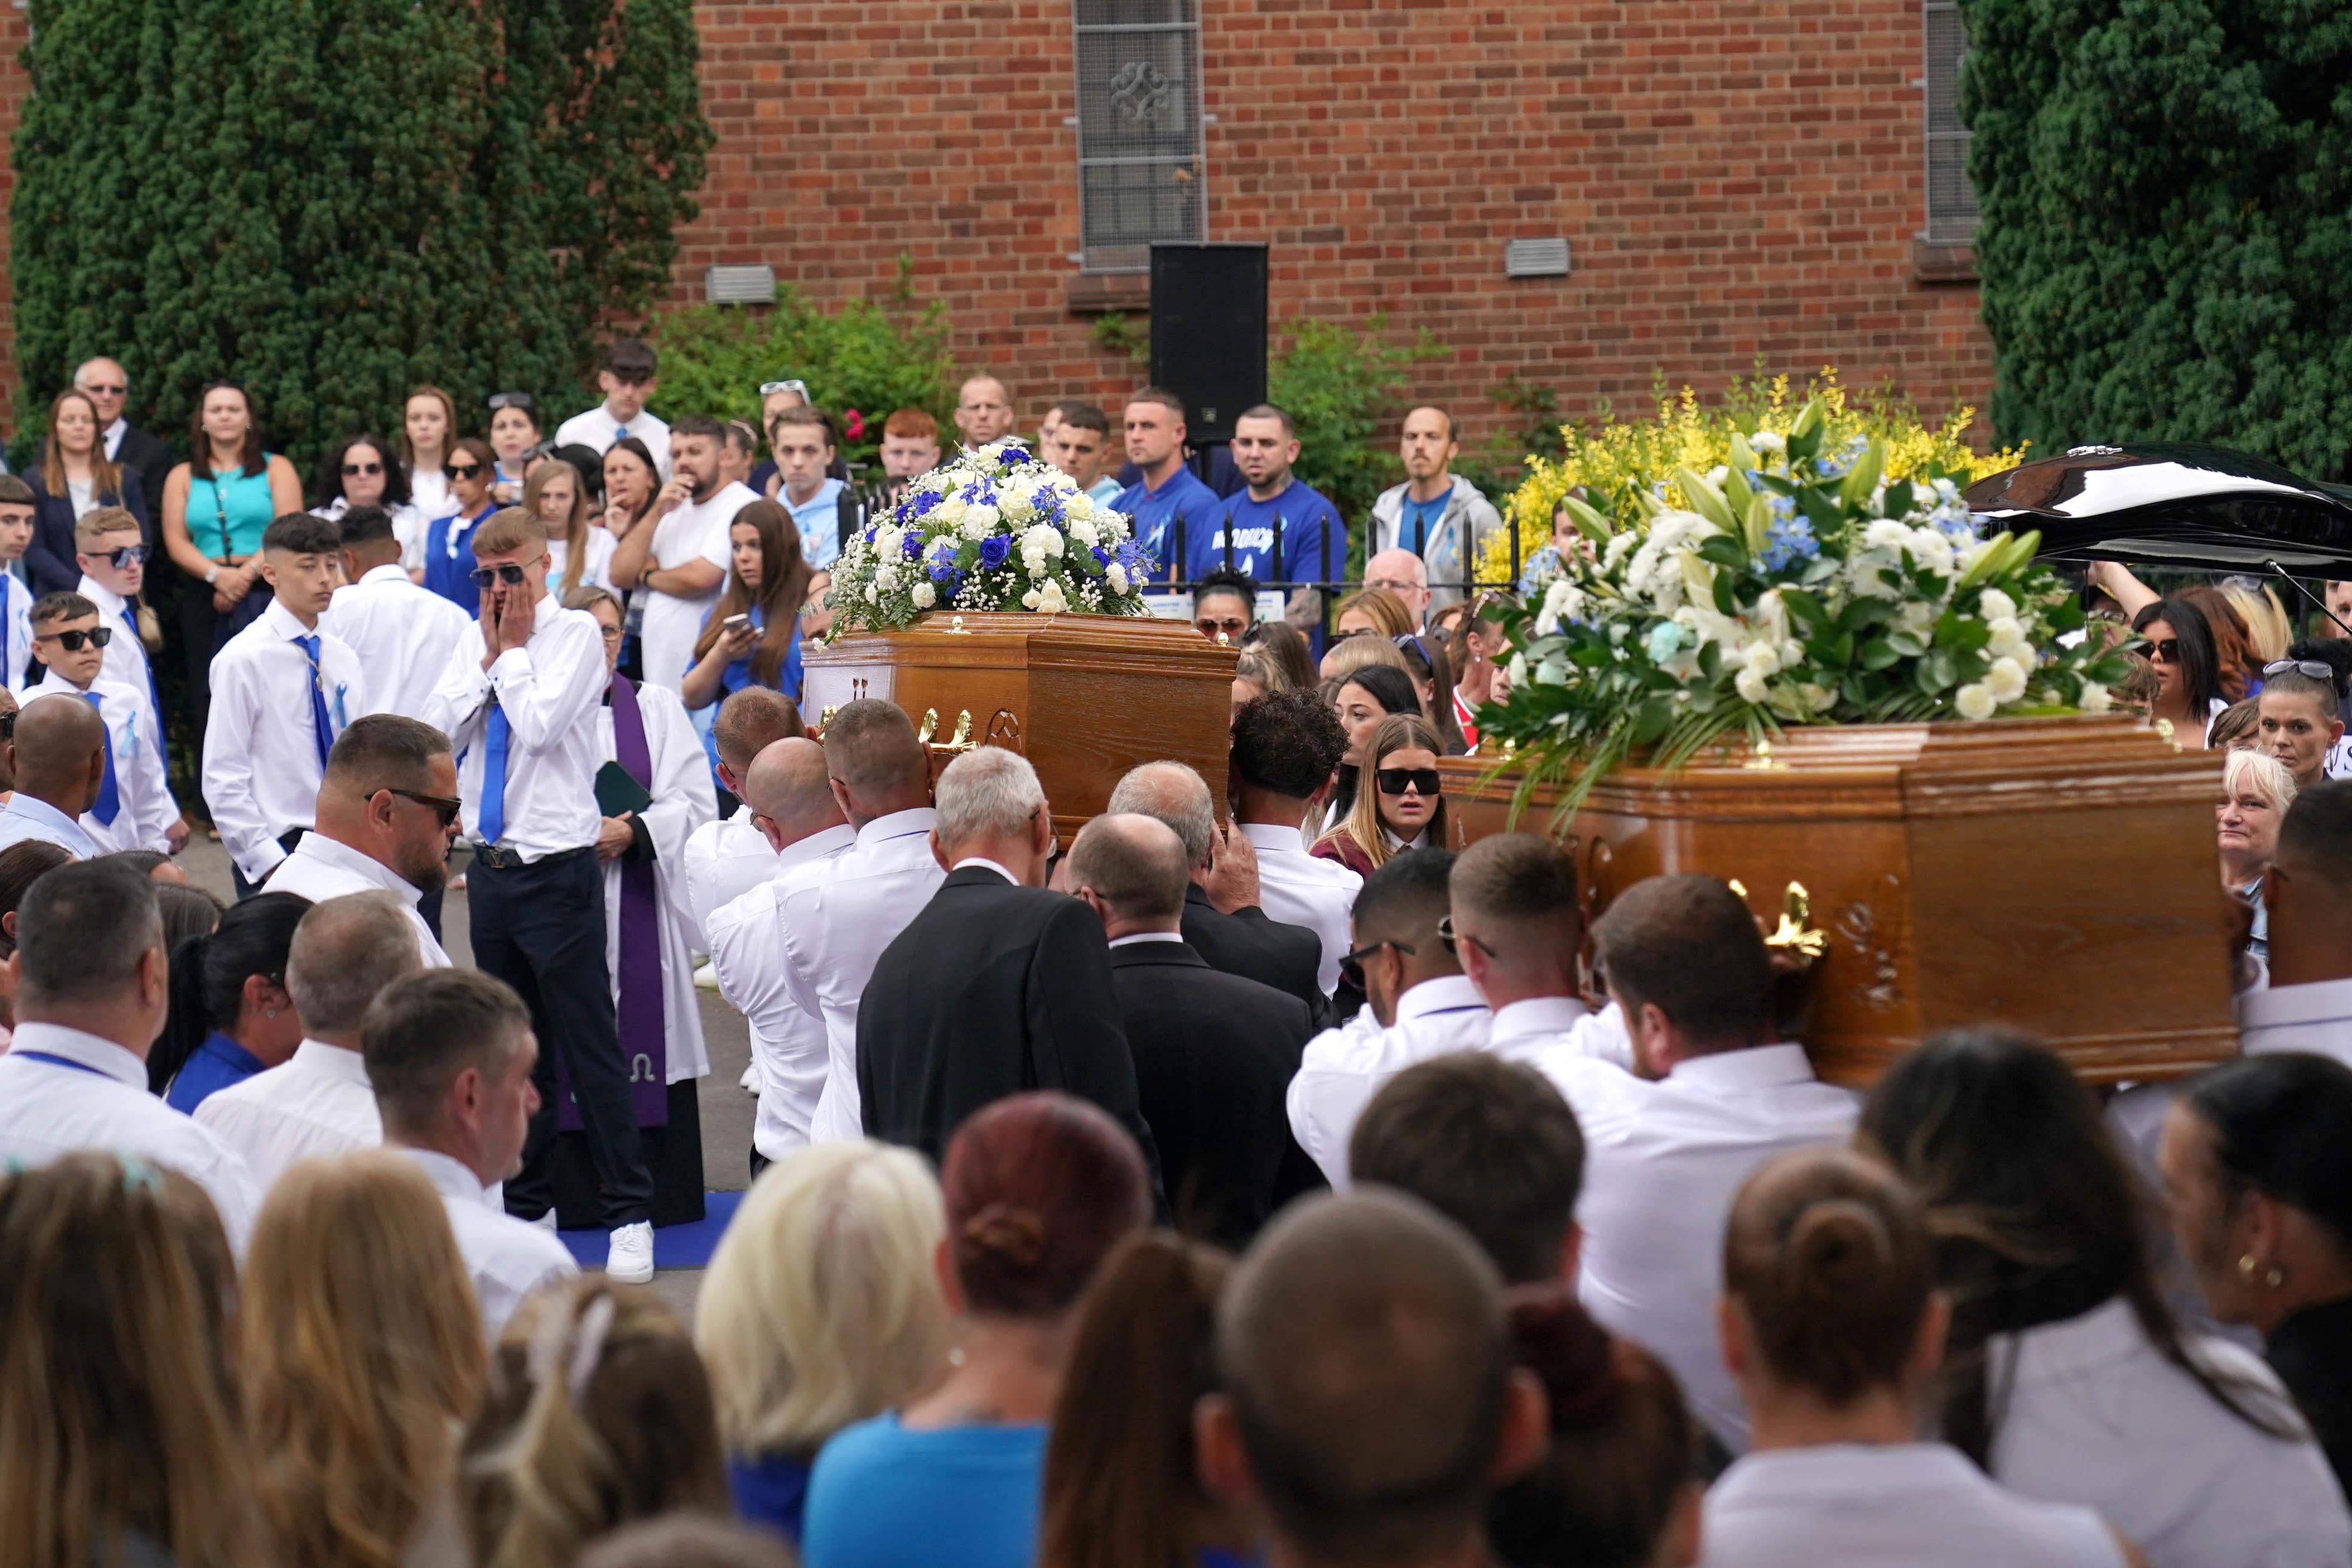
[705,736,855,1173]
[195,891,422,1189]
[773,700,946,1143]
[1230,688,1362,992]
[71,507,164,727]
[365,967,578,1338]
[262,715,458,967]
[552,337,671,477]
[22,592,179,855]
[321,504,474,721]
[0,860,261,1253]
[202,514,364,896]
[680,686,806,941]
[2241,780,2352,1064]
[1288,851,1490,1186]
[1449,833,1631,1070]
[421,509,658,1283]
[0,692,109,858]
[609,415,757,694]
[0,477,40,692]
[1532,873,1859,1454]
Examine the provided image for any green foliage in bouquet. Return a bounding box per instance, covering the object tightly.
[1475,391,2136,818]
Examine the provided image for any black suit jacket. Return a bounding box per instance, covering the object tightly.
[23,466,150,596]
[1181,884,1329,1027]
[859,866,1164,1200]
[1108,941,1322,1248]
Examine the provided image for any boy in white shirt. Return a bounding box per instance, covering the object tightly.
[0,476,40,692]
[21,592,182,854]
[203,513,365,896]
[552,337,670,477]
[71,507,162,725]
[321,503,473,721]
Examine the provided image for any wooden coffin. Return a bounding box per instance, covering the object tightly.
[801,612,1239,840]
[1442,716,2235,1086]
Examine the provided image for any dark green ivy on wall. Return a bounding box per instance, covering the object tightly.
[1962,0,2352,477]
[9,0,714,472]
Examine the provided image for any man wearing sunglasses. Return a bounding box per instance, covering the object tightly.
[1286,849,1490,1187]
[261,715,458,967]
[21,591,182,856]
[71,507,162,726]
[554,337,671,479]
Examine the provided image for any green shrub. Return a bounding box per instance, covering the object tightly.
[1269,314,1449,530]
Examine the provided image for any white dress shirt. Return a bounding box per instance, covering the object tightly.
[1485,993,1634,1072]
[316,495,426,569]
[101,416,126,462]
[23,671,176,853]
[0,791,100,858]
[2237,975,2352,1069]
[774,807,949,1143]
[1986,1295,2351,1568]
[394,1145,578,1339]
[421,593,606,862]
[192,1038,382,1190]
[202,599,364,882]
[706,823,859,1161]
[261,831,452,967]
[1286,974,1493,1186]
[1704,1443,2126,1568]
[554,404,672,477]
[0,1022,262,1256]
[596,684,715,1083]
[1525,1040,1859,1452]
[74,575,160,727]
[681,812,791,944]
[1239,820,1362,994]
[321,563,477,721]
[636,481,759,694]
[0,569,33,693]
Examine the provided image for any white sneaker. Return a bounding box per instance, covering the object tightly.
[528,1209,558,1233]
[606,1221,655,1283]
[739,1061,760,1095]
[694,960,721,991]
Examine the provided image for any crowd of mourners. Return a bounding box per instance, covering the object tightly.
[2,346,2352,1568]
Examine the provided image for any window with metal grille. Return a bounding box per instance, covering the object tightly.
[1072,0,1206,273]
[1923,0,1979,243]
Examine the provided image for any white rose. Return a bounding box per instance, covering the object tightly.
[865,584,880,604]
[874,562,900,590]
[1742,640,1781,678]
[2080,681,2114,714]
[1000,490,1035,524]
[1106,563,1128,594]
[1021,588,1042,610]
[1862,519,1911,552]
[1906,527,1956,577]
[1069,519,1099,548]
[1067,492,1096,520]
[1976,586,2017,622]
[1985,616,2028,658]
[911,580,936,609]
[1022,523,1064,558]
[1955,681,1996,721]
[1036,578,1069,614]
[932,496,966,528]
[965,504,999,532]
[1985,656,2028,703]
[1734,663,1772,704]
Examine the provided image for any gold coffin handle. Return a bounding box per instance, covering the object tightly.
[922,709,976,756]
[1731,878,1830,967]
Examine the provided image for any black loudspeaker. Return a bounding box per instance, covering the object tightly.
[1149,243,1269,446]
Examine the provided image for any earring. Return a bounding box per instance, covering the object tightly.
[264,1006,277,1019]
[2238,1254,2286,1288]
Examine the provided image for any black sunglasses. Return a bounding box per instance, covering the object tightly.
[342,459,384,476]
[1338,937,1415,990]
[2143,637,2180,664]
[447,461,485,479]
[376,786,463,828]
[103,544,148,570]
[1377,767,1441,797]
[1435,914,1496,960]
[35,625,112,651]
[471,563,530,589]
[487,391,536,412]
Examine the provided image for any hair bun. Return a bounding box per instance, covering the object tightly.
[1505,1282,1620,1431]
[1786,1198,1891,1303]
[961,1203,1047,1270]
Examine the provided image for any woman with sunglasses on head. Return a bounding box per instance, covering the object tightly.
[681,500,812,715]
[485,391,542,507]
[22,387,152,595]
[160,382,306,724]
[2256,642,2351,789]
[2130,598,2229,747]
[1391,629,1469,754]
[420,437,500,612]
[1314,712,1448,877]
[529,457,618,597]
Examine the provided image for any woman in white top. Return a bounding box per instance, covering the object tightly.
[485,390,542,507]
[310,432,422,549]
[528,457,616,596]
[1704,1145,2140,1568]
[400,385,459,545]
[1861,1030,2350,1568]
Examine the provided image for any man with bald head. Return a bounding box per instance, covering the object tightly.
[1068,811,1319,1245]
[952,374,1016,449]
[1364,547,1432,630]
[680,686,806,938]
[0,692,109,858]
[1109,759,1326,1022]
[1196,1190,1547,1568]
[771,698,946,1142]
[704,736,855,1171]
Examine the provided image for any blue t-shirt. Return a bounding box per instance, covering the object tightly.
[801,1414,1047,1568]
[729,1452,813,1544]
[697,602,803,782]
[1397,489,1451,557]
[787,477,848,571]
[1112,467,1224,581]
[423,504,498,612]
[165,1031,264,1114]
[1186,479,1347,587]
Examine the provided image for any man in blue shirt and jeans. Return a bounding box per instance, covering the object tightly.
[1192,404,1348,648]
[1112,388,1223,581]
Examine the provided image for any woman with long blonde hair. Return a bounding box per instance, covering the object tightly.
[245,1150,486,1568]
[0,1152,256,1568]
[23,385,147,594]
[525,458,616,596]
[1313,711,1449,876]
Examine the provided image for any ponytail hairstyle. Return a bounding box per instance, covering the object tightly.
[1487,1286,1700,1568]
[152,890,301,1094]
[2185,1052,2352,1262]
[463,1277,729,1568]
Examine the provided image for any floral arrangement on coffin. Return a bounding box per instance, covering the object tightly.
[823,438,1156,633]
[1475,384,2137,815]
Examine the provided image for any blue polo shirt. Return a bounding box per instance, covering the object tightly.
[1186,479,1347,587]
[165,1031,265,1114]
[1112,466,1223,581]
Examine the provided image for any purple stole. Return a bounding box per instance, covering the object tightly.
[557,672,669,1131]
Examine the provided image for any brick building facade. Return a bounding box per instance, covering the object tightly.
[0,0,1996,451]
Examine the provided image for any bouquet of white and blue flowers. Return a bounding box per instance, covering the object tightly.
[823,438,1157,633]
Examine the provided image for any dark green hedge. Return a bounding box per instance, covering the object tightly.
[9,0,714,472]
[1964,0,2352,477]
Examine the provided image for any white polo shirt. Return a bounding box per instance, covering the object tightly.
[2237,975,2352,1069]
[192,1038,381,1190]
[394,1144,578,1339]
[1239,820,1362,994]
[681,812,789,945]
[1285,974,1493,1186]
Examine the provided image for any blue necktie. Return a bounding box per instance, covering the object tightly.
[81,691,118,826]
[293,633,335,770]
[120,605,161,721]
[479,696,510,845]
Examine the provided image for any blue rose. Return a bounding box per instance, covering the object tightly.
[978,534,1013,572]
[908,490,941,518]
[901,532,924,560]
[1001,445,1031,466]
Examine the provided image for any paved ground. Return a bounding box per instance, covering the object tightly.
[179,835,751,1323]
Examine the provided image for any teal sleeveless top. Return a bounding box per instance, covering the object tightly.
[186,460,277,559]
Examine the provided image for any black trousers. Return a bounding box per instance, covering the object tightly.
[470,846,654,1228]
[230,828,307,901]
